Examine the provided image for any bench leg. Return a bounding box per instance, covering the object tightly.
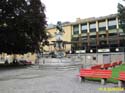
[108,67,112,69]
[101,79,106,85]
[123,81,125,88]
[81,77,85,82]
[118,81,125,87]
[118,80,123,87]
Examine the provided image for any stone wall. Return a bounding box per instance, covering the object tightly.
[67,52,125,65]
[0,53,37,64]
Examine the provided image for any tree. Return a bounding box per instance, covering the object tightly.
[118,1,125,32]
[0,0,47,54]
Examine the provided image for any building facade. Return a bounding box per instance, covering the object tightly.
[44,22,72,53]
[44,14,125,53]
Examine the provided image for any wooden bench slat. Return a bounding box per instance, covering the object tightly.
[91,65,102,69]
[116,72,125,81]
[91,61,122,70]
[79,69,112,79]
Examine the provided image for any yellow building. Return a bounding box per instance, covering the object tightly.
[43,23,72,52]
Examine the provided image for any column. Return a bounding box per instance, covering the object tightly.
[106,19,109,45]
[116,17,120,46]
[87,22,90,33]
[96,21,99,32]
[71,25,74,35]
[96,21,99,46]
[116,17,119,29]
[106,19,108,30]
[87,22,90,46]
[79,24,81,34]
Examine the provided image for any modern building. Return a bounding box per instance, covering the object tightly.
[44,14,125,53]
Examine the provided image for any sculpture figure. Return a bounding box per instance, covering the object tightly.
[54,21,65,57]
[56,21,65,33]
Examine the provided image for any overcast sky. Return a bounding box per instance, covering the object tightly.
[41,0,124,24]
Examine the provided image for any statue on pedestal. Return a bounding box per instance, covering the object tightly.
[54,21,65,58]
[55,21,65,50]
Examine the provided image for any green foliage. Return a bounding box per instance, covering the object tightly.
[118,2,125,32]
[0,0,47,54]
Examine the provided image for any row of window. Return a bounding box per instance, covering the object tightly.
[72,33,118,41]
[73,18,117,34]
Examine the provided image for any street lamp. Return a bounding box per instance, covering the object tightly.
[116,48,119,52]
[90,49,93,53]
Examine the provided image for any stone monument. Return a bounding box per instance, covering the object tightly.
[53,21,65,58]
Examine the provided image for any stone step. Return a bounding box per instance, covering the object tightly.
[38,64,82,70]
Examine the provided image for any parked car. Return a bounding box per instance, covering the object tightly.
[17,58,32,65]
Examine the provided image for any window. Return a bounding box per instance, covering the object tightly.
[108,18,116,30]
[71,37,77,41]
[82,36,87,40]
[99,20,106,31]
[109,33,117,36]
[81,23,87,33]
[90,35,96,38]
[73,25,79,34]
[90,22,96,32]
[99,34,106,38]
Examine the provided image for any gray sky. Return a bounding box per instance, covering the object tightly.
[41,0,124,24]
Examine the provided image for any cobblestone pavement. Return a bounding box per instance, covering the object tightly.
[0,65,124,93]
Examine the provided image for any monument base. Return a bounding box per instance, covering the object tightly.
[54,50,65,58]
[38,58,82,69]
